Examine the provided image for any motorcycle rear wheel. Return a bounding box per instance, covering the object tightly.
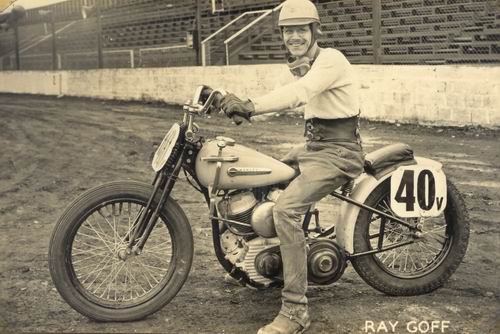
[48,181,193,321]
[351,179,469,296]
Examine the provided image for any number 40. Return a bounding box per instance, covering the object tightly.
[394,169,445,212]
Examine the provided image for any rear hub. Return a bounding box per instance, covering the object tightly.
[307,240,346,285]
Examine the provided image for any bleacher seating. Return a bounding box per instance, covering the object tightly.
[380,0,499,64]
[0,0,498,70]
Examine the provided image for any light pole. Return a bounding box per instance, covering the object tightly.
[40,9,57,70]
[0,5,26,70]
[96,0,103,68]
[81,0,103,68]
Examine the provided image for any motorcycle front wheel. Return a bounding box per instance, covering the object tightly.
[49,181,193,321]
[351,179,469,296]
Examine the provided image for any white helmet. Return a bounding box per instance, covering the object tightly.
[278,0,320,27]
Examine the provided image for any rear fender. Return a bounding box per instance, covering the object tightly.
[335,156,443,255]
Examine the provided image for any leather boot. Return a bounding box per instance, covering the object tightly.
[257,304,310,334]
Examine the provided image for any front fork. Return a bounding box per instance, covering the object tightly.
[126,151,185,254]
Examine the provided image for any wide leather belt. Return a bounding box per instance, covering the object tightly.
[304,115,360,143]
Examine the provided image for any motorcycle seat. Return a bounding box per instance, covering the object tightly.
[364,143,416,177]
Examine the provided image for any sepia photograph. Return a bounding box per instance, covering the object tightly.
[0,0,498,333]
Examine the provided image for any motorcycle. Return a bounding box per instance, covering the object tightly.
[49,85,469,321]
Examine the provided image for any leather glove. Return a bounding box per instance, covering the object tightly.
[220,93,255,125]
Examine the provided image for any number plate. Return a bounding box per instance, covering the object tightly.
[390,165,447,218]
[152,123,180,172]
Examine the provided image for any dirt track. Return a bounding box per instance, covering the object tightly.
[0,94,499,334]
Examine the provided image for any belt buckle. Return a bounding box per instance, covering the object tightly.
[305,120,315,141]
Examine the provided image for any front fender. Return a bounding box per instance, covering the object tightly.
[335,156,443,255]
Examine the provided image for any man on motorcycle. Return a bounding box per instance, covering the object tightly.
[221,0,365,333]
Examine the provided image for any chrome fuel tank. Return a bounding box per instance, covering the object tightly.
[195,139,296,189]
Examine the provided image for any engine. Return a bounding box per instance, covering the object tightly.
[218,189,347,287]
[220,231,282,286]
[217,189,282,238]
[217,188,281,286]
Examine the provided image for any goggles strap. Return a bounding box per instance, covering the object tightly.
[287,46,321,77]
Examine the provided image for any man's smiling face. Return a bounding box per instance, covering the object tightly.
[283,24,312,57]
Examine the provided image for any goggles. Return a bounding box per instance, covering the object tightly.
[287,56,312,77]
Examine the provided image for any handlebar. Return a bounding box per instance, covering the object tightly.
[201,88,247,126]
[184,85,247,126]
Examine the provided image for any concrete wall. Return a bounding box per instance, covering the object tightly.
[0,65,498,127]
[356,65,499,126]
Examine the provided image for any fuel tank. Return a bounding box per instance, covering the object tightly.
[195,139,296,189]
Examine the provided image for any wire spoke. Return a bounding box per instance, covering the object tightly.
[125,262,147,294]
[403,248,409,272]
[80,224,115,244]
[142,250,170,262]
[141,262,169,273]
[369,192,452,277]
[417,244,440,266]
[89,214,117,244]
[133,259,155,290]
[81,255,115,286]
[135,258,161,285]
[123,207,144,243]
[72,245,108,255]
[420,239,442,252]
[147,239,172,251]
[98,208,122,244]
[76,231,114,248]
[93,260,125,295]
[72,250,110,264]
[69,199,174,306]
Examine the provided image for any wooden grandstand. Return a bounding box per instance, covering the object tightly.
[379,0,499,64]
[0,0,498,70]
[236,0,499,64]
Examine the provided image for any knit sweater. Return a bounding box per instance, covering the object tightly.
[251,47,360,120]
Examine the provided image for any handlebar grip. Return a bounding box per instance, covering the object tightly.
[232,115,246,126]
